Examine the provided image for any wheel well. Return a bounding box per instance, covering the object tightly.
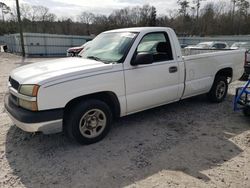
[215,68,233,80]
[64,91,121,120]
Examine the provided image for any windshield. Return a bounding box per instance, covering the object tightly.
[80,32,138,63]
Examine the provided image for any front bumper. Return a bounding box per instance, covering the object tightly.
[4,94,64,134]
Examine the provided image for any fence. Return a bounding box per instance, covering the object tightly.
[1,33,93,57]
[1,33,250,57]
[0,36,5,44]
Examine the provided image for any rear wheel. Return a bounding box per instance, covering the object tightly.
[64,99,112,145]
[207,76,228,103]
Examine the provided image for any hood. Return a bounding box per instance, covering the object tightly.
[10,57,113,85]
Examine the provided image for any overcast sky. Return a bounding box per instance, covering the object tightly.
[3,0,225,19]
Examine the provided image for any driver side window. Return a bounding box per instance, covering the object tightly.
[137,32,173,62]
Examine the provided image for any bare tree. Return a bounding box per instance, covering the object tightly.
[78,12,95,35]
[0,2,11,22]
[177,0,190,16]
[1,2,250,36]
[232,0,237,16]
[235,0,250,34]
[193,0,206,20]
[236,0,250,16]
[20,3,32,20]
[139,5,157,26]
[37,6,49,21]
[200,3,215,35]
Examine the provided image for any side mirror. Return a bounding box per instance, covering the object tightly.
[131,52,154,66]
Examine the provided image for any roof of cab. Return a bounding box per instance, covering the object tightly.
[104,27,171,33]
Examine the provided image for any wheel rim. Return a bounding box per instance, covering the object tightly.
[79,109,107,138]
[216,81,226,99]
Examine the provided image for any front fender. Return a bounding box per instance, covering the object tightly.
[37,70,126,116]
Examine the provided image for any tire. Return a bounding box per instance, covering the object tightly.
[207,76,228,103]
[64,99,113,145]
[243,107,250,117]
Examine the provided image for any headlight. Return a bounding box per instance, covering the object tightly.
[19,99,38,111]
[18,84,39,111]
[19,84,39,97]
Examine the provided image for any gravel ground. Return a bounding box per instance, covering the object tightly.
[0,53,250,188]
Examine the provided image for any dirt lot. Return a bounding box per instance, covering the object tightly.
[0,53,250,188]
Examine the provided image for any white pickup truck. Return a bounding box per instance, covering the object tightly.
[5,27,245,144]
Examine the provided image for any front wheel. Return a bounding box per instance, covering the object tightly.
[64,99,112,145]
[207,76,228,103]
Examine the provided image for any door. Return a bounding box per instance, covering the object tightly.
[124,32,181,114]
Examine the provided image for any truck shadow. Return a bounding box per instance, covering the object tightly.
[5,94,250,187]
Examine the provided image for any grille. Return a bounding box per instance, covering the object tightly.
[9,77,20,91]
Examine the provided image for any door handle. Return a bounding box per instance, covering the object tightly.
[169,66,178,73]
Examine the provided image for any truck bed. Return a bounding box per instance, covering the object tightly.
[182,48,234,56]
[181,49,245,99]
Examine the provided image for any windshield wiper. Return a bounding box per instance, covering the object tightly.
[87,56,105,62]
[86,56,114,64]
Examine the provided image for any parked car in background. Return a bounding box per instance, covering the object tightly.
[67,41,91,57]
[185,41,229,50]
[230,42,250,50]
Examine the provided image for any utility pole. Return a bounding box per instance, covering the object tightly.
[15,0,25,57]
